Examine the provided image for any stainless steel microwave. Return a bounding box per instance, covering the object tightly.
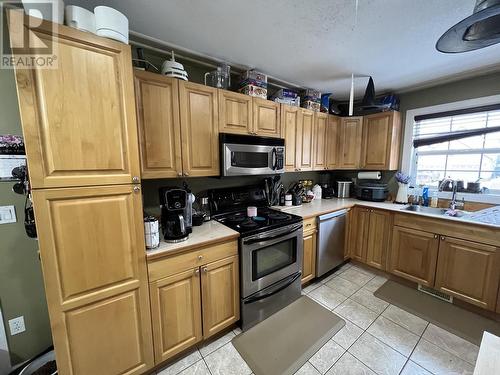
[220,133,285,176]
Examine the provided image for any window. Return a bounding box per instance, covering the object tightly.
[411,108,500,193]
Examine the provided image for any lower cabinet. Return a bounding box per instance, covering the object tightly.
[149,268,202,363]
[388,222,500,311]
[435,237,500,310]
[148,242,239,364]
[389,226,439,287]
[348,207,391,270]
[302,231,317,284]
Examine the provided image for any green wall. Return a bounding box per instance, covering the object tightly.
[0,16,52,366]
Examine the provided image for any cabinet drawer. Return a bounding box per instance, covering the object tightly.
[303,217,317,234]
[148,240,238,282]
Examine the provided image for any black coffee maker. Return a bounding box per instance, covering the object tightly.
[159,187,190,243]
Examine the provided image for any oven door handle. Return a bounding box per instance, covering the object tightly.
[243,272,301,304]
[243,225,301,245]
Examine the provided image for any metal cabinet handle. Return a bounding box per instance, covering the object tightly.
[177,172,183,177]
[370,209,373,212]
[441,236,445,241]
[197,255,203,260]
[132,176,140,183]
[202,267,208,273]
[133,186,140,193]
[184,172,189,177]
[434,234,438,239]
[194,269,200,275]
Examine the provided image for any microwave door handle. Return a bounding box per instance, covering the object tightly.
[231,151,235,166]
[272,147,277,170]
[243,225,300,245]
[243,272,301,304]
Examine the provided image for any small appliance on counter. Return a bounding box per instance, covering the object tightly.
[355,182,389,202]
[144,216,160,249]
[159,187,192,243]
[336,181,352,198]
[321,184,335,199]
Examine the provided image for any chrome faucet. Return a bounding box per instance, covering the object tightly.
[438,178,458,210]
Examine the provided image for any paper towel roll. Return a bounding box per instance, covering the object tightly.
[357,171,381,180]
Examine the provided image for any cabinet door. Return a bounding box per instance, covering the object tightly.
[12,23,140,188]
[150,268,202,363]
[361,111,401,170]
[435,237,500,310]
[326,115,340,169]
[134,71,182,179]
[302,232,317,284]
[282,105,300,171]
[338,117,363,169]
[296,109,315,171]
[348,207,370,262]
[201,255,240,338]
[366,209,392,270]
[218,90,253,135]
[313,113,328,170]
[253,98,281,137]
[179,82,219,176]
[32,185,154,375]
[389,226,439,287]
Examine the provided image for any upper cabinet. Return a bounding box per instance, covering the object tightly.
[179,82,220,177]
[13,22,140,188]
[361,111,401,170]
[253,98,281,137]
[338,117,363,169]
[296,109,315,171]
[134,71,183,179]
[219,90,280,138]
[218,90,253,135]
[282,105,300,172]
[313,112,328,170]
[326,115,340,169]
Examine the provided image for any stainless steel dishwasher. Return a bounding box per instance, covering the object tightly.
[316,209,347,277]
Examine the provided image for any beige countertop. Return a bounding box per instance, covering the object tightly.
[272,198,500,228]
[146,220,239,260]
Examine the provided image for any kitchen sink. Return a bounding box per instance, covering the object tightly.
[402,205,467,217]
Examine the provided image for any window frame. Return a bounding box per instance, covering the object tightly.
[402,94,500,204]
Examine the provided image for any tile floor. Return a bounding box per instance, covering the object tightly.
[157,262,480,375]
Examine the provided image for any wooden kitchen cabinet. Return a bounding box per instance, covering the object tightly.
[12,20,141,188]
[389,226,439,287]
[134,71,182,179]
[313,112,328,170]
[296,109,315,171]
[348,207,370,262]
[282,105,300,171]
[348,207,391,270]
[147,240,239,362]
[149,268,202,363]
[361,111,401,170]
[365,209,392,270]
[326,115,340,169]
[179,81,220,176]
[302,218,317,284]
[338,117,363,169]
[253,98,281,137]
[201,255,240,338]
[32,185,154,375]
[218,90,253,135]
[435,237,500,310]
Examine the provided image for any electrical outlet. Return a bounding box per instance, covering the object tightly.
[8,316,25,336]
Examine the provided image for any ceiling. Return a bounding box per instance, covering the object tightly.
[69,0,500,99]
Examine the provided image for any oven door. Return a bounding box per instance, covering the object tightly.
[222,143,280,176]
[241,223,303,298]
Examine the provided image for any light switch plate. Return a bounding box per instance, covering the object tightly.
[0,205,16,224]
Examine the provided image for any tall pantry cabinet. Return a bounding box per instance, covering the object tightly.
[10,18,153,375]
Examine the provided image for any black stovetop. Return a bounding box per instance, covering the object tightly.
[213,207,302,237]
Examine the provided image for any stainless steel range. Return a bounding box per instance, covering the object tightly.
[209,185,303,330]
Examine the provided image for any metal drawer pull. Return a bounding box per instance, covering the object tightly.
[133,186,140,193]
[202,267,208,273]
[194,269,200,275]
[441,236,445,240]
[198,255,203,260]
[434,234,438,239]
